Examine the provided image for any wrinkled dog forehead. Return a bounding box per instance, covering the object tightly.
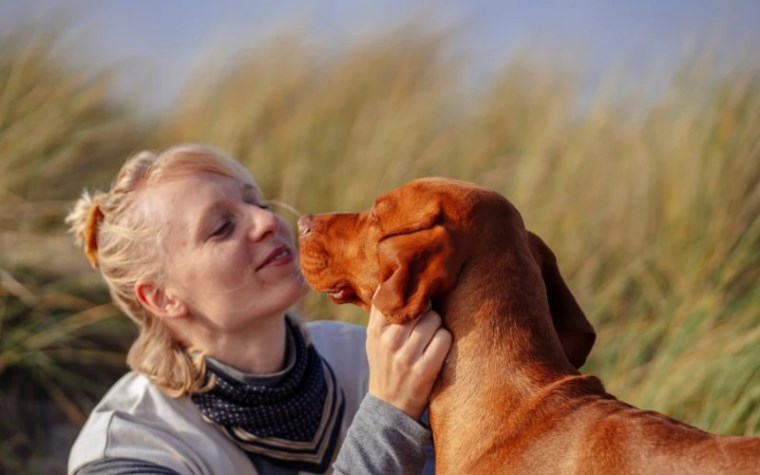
[372,178,502,235]
[374,178,469,206]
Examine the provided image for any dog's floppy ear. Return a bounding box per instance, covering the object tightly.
[371,192,459,322]
[372,223,459,324]
[527,231,595,368]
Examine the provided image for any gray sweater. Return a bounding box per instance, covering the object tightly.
[70,321,434,474]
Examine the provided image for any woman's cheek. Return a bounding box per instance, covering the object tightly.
[277,217,296,244]
[213,246,251,287]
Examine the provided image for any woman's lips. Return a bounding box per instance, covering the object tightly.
[256,245,294,270]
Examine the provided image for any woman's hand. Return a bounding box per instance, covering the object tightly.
[366,302,452,421]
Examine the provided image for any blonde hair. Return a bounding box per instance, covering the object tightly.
[66,144,259,397]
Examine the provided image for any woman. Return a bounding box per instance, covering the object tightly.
[66,144,451,474]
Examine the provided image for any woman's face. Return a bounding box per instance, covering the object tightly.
[140,171,308,331]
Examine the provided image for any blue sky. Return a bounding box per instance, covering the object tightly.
[2,0,758,113]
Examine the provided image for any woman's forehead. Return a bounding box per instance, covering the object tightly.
[139,172,258,224]
[164,172,257,198]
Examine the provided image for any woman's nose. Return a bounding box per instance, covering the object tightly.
[248,206,278,241]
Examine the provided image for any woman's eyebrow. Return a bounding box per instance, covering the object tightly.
[193,189,235,241]
[192,183,256,241]
[242,183,261,200]
[192,203,221,242]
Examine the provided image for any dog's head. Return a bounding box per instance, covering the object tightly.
[297,177,595,368]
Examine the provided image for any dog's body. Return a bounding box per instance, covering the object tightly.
[297,177,760,474]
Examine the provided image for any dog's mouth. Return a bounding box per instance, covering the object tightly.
[325,285,356,303]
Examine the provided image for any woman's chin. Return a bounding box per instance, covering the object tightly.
[273,275,311,311]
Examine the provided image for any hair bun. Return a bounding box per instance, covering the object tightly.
[84,201,104,268]
[66,190,105,269]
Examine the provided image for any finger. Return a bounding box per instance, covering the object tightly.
[368,305,413,352]
[419,327,452,371]
[379,313,419,351]
[406,310,443,357]
[367,304,391,335]
[368,287,393,332]
[390,310,441,363]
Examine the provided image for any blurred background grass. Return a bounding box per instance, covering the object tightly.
[1,10,759,474]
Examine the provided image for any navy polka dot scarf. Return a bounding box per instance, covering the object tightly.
[192,317,345,473]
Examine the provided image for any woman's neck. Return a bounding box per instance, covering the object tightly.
[200,313,289,375]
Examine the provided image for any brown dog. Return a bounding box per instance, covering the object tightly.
[297,177,760,474]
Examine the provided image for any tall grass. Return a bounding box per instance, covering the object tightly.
[0,22,142,472]
[1,19,758,471]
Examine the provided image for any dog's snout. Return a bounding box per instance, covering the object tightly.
[297,215,312,236]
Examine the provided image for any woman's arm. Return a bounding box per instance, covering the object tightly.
[333,395,431,474]
[334,305,451,474]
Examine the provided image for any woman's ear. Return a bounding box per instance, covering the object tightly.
[134,280,187,320]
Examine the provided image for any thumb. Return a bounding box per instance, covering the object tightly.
[368,288,391,332]
[368,306,387,330]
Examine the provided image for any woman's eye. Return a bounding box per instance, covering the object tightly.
[253,202,271,211]
[210,220,234,239]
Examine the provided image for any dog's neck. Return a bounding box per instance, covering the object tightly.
[428,250,598,469]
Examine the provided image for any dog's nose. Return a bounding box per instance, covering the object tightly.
[297,215,312,236]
